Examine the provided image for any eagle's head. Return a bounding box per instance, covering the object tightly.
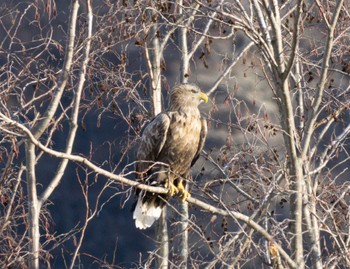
[169,84,208,111]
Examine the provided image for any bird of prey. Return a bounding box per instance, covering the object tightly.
[133,83,208,229]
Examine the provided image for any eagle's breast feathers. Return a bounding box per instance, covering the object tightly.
[157,111,203,175]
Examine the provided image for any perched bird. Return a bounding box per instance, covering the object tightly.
[133,83,208,229]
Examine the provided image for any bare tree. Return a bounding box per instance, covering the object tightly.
[1,0,350,268]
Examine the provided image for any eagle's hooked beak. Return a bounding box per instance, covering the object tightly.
[198,92,209,103]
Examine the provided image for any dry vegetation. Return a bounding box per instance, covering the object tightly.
[0,0,350,268]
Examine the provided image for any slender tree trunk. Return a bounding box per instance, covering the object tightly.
[25,1,80,268]
[303,174,322,269]
[26,141,40,269]
[298,1,344,267]
[178,12,189,84]
[264,0,305,262]
[290,159,304,267]
[178,1,189,266]
[295,53,323,268]
[278,78,304,267]
[180,203,189,267]
[156,208,169,269]
[146,9,168,268]
[149,23,162,116]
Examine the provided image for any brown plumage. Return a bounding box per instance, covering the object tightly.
[133,83,208,229]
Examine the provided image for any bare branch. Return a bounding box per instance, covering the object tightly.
[302,0,345,157]
[38,0,93,206]
[31,0,80,139]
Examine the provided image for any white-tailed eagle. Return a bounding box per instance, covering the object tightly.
[133,83,208,229]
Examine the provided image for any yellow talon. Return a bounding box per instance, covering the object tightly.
[180,190,191,201]
[177,180,184,193]
[177,180,191,201]
[166,181,179,196]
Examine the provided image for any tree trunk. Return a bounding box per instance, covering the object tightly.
[178,2,189,265]
[278,77,304,267]
[147,9,168,267]
[25,1,80,268]
[26,141,40,269]
[156,208,169,269]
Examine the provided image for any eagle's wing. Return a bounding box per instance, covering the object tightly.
[133,113,171,229]
[191,117,208,167]
[136,112,170,178]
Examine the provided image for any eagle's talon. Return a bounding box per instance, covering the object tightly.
[177,181,185,193]
[177,180,191,201]
[180,190,191,202]
[166,182,179,196]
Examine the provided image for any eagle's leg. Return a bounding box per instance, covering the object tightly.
[177,179,191,201]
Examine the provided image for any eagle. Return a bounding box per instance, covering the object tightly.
[133,83,208,229]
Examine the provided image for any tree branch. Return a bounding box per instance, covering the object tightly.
[31,0,80,139]
[301,0,345,158]
[187,196,298,269]
[38,0,93,207]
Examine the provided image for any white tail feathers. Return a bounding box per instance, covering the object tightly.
[133,195,162,229]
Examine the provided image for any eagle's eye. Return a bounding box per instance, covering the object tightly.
[190,89,198,94]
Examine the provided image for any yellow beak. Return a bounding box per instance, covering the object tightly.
[198,92,209,103]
